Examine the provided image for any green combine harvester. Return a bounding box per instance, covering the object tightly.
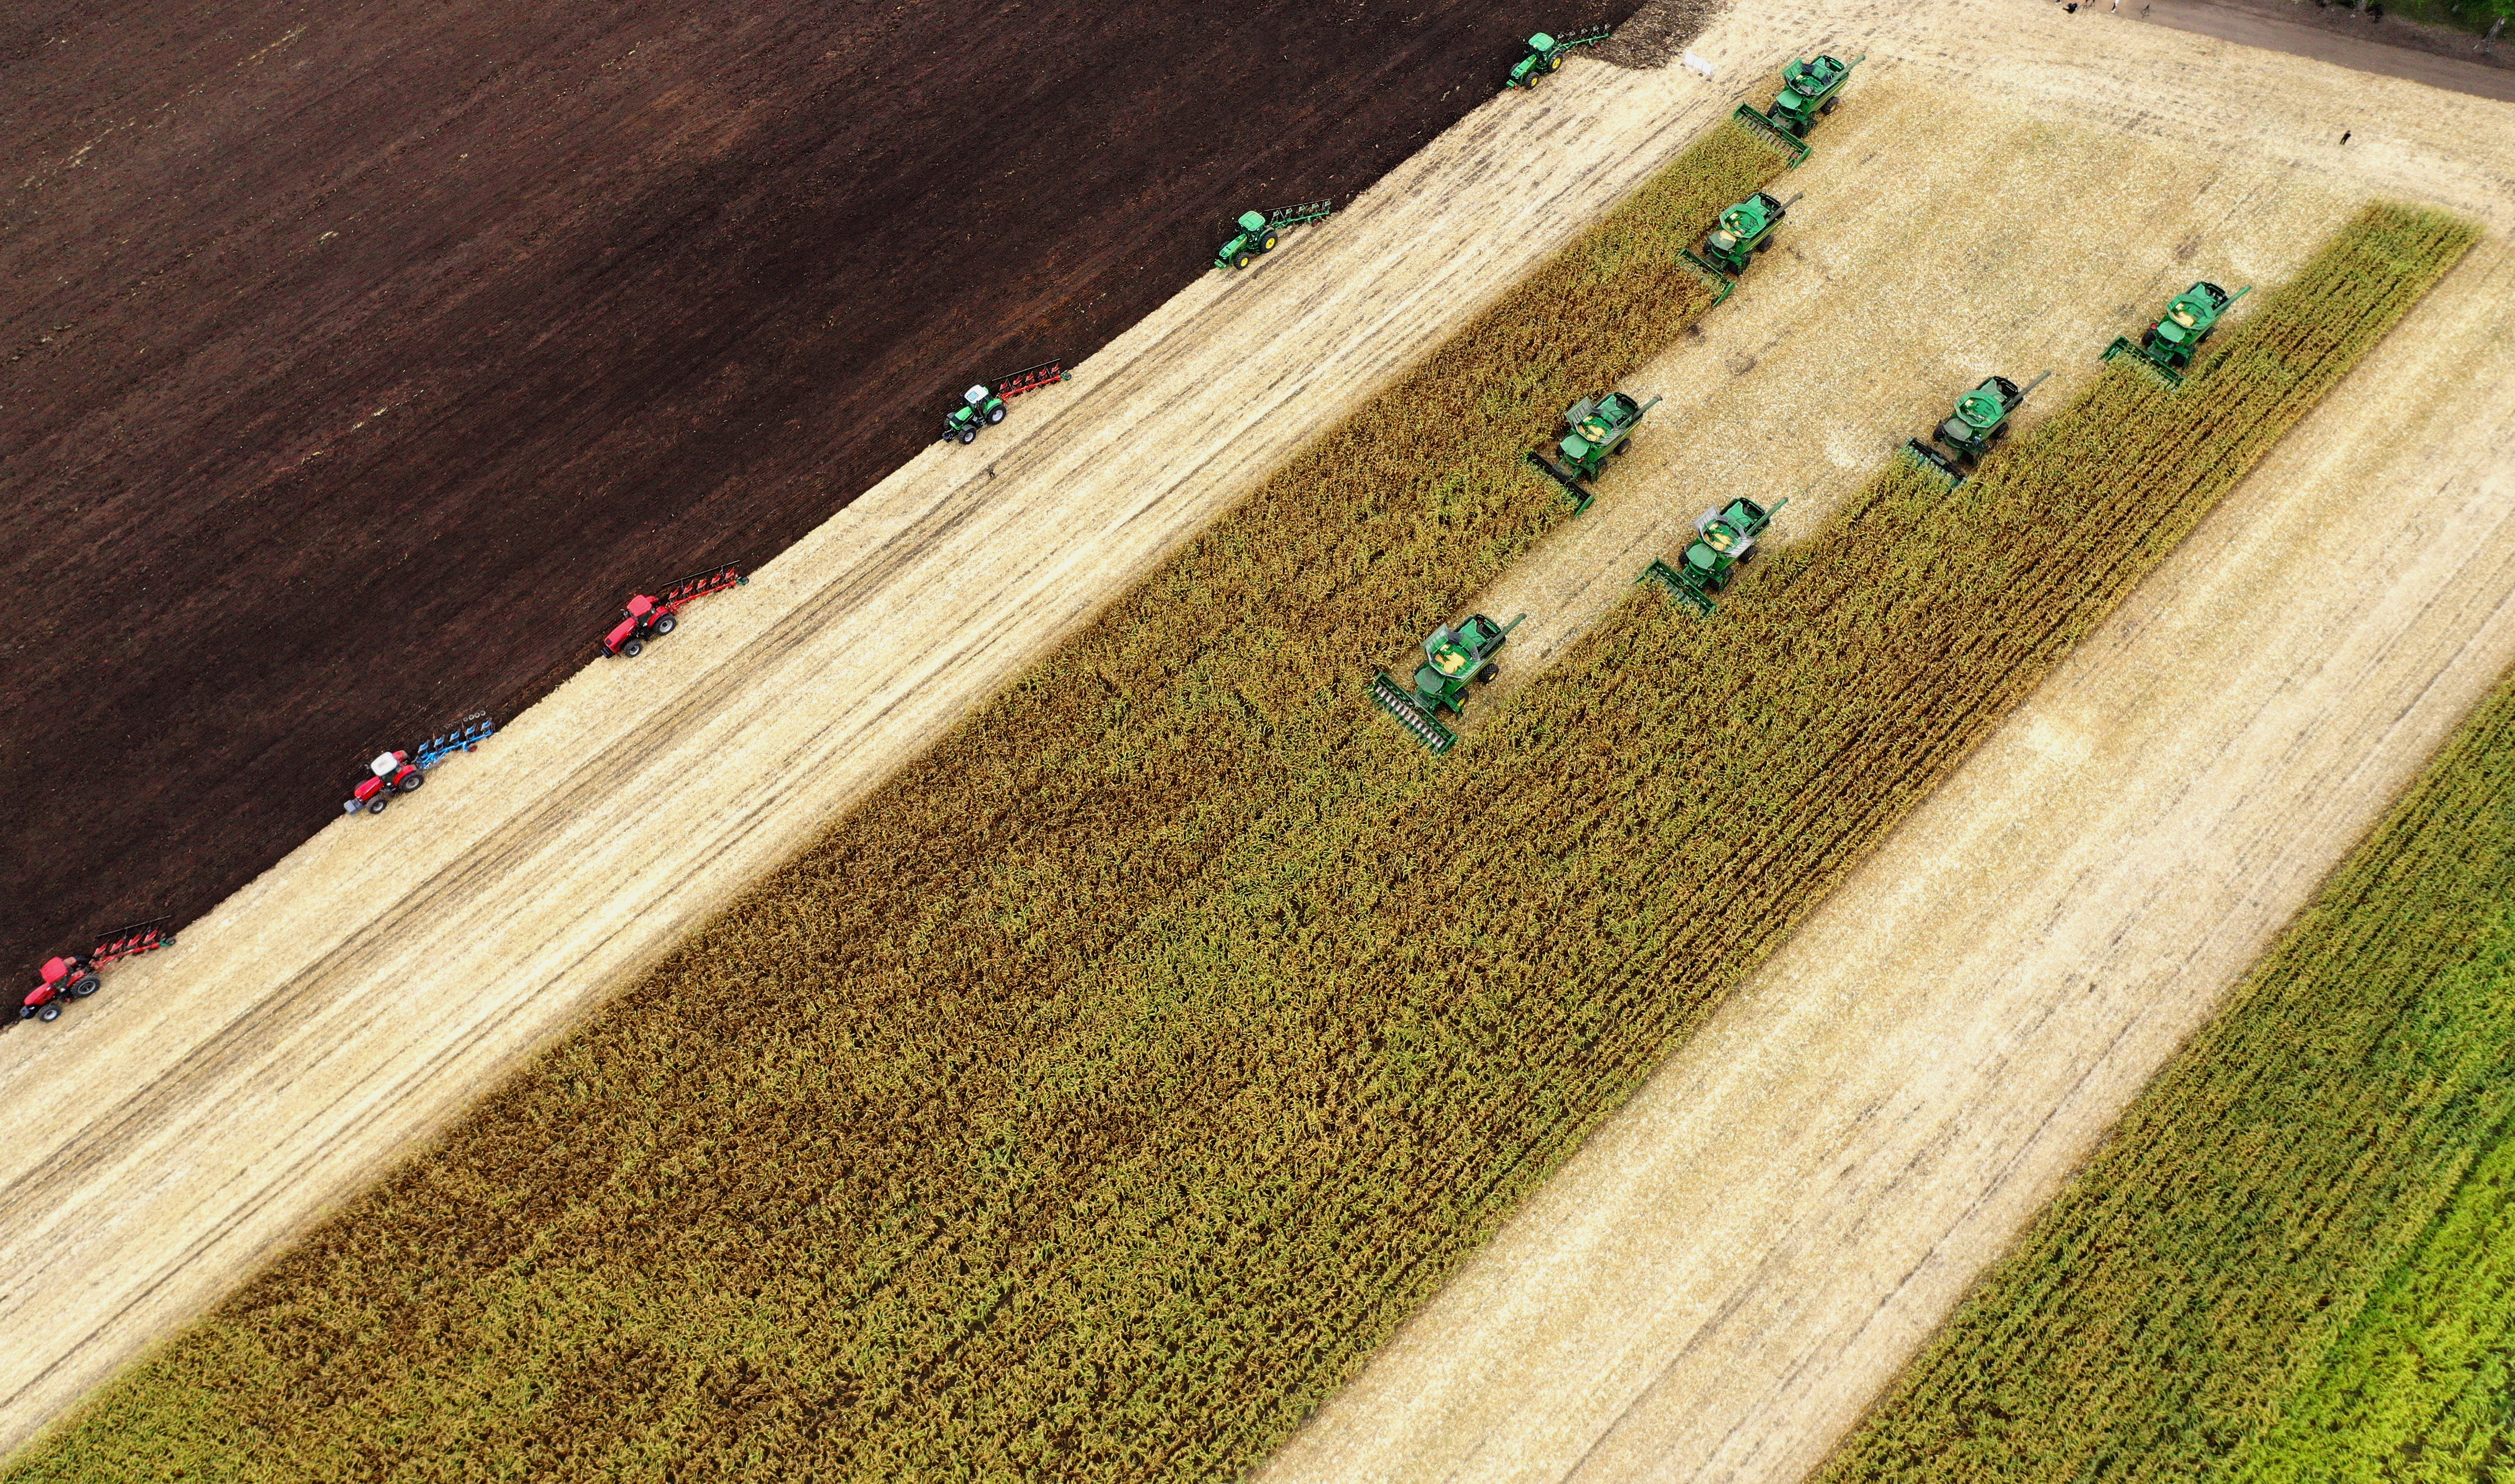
[1505,25,1613,88]
[1641,497,1788,617]
[1683,190,1803,279]
[1525,391,1662,512]
[1215,200,1335,270]
[1367,612,1527,753]
[2103,281,2250,387]
[1736,53,1865,150]
[1904,370,2051,484]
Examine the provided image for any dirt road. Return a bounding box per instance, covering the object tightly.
[2138,0,2515,102]
[0,55,1791,1459]
[0,0,1631,976]
[1255,1,2515,1481]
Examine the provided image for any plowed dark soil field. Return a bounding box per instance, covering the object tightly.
[0,0,1629,979]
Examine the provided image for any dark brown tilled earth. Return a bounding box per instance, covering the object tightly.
[0,0,1632,979]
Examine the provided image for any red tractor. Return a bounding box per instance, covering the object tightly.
[603,563,744,658]
[20,919,175,1023]
[344,749,425,816]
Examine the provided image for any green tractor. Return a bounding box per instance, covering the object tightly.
[1737,53,1866,145]
[937,383,1007,445]
[1215,200,1336,271]
[1683,190,1803,279]
[1367,612,1527,753]
[1641,497,1788,617]
[2103,281,2250,387]
[1505,25,1613,88]
[1525,391,1662,512]
[1904,370,2051,484]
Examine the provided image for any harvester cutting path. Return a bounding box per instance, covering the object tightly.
[1526,391,1662,513]
[1368,613,1526,754]
[1216,202,1335,270]
[18,919,174,1023]
[1505,26,1613,89]
[1641,497,1789,617]
[1736,53,1866,154]
[603,563,746,659]
[937,360,1070,445]
[1905,370,2051,484]
[2104,281,2251,386]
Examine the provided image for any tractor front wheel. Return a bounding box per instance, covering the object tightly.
[622,638,645,658]
[653,614,678,638]
[957,428,977,445]
[367,796,389,815]
[1477,664,1500,683]
[1231,252,1251,269]
[38,1003,61,1022]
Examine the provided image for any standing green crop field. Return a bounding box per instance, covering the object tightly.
[3,201,2472,1482]
[1813,665,2515,1484]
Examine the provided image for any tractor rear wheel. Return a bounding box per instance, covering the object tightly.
[1477,664,1500,683]
[400,770,425,793]
[653,614,677,638]
[38,1003,60,1022]
[1821,97,1837,114]
[1757,237,1773,252]
[1260,232,1278,252]
[986,405,1006,425]
[68,975,101,998]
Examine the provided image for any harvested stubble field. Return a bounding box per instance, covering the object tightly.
[1814,670,2515,1484]
[3,204,2470,1482]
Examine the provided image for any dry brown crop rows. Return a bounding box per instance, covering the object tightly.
[3,203,2470,1483]
[1811,667,2515,1484]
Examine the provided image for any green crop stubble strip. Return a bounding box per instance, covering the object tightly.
[12,202,2474,1480]
[1816,666,2515,1484]
[1810,208,2515,1484]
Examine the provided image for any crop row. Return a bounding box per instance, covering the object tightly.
[6,202,2473,1483]
[1814,664,2515,1484]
